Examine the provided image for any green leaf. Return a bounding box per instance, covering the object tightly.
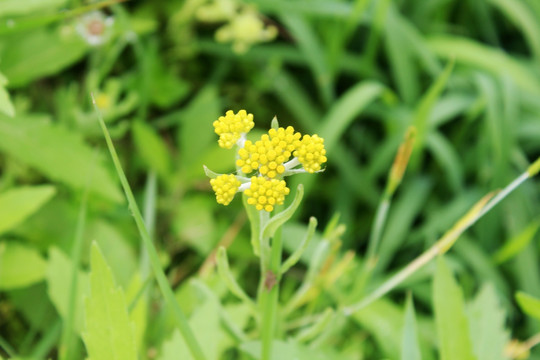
[433,256,476,360]
[0,241,46,289]
[413,60,454,153]
[516,291,540,321]
[0,0,67,17]
[83,243,137,360]
[0,72,15,117]
[493,219,540,264]
[401,294,421,360]
[132,120,171,178]
[240,339,337,360]
[263,184,304,239]
[1,27,87,87]
[0,185,56,236]
[467,284,510,360]
[319,81,384,154]
[243,192,262,256]
[0,115,122,202]
[427,35,540,96]
[158,284,221,360]
[281,217,317,274]
[46,247,89,334]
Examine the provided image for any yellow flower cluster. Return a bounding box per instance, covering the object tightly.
[210,174,241,205]
[236,126,301,178]
[213,110,254,149]
[244,176,290,212]
[207,109,327,212]
[294,134,328,173]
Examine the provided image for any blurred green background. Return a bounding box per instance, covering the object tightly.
[1,0,540,359]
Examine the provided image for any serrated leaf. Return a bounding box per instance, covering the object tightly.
[467,284,510,360]
[0,185,56,236]
[0,241,46,289]
[46,247,89,334]
[516,291,540,321]
[433,256,476,360]
[0,115,122,202]
[132,121,171,178]
[83,243,136,360]
[401,294,421,360]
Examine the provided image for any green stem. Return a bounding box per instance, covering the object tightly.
[94,99,207,360]
[141,171,157,280]
[60,181,89,360]
[261,227,283,360]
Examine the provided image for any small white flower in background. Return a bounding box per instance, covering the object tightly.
[76,11,114,46]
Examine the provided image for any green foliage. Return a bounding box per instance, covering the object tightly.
[0,185,56,236]
[83,243,137,360]
[1,0,540,359]
[433,257,476,360]
[0,241,46,289]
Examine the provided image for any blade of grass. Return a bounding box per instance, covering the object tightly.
[92,96,206,360]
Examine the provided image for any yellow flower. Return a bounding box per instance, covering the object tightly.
[210,174,241,205]
[244,176,290,212]
[213,109,254,149]
[294,134,327,173]
[236,126,301,178]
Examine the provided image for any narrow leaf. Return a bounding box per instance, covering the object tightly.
[516,291,540,321]
[493,219,540,264]
[263,184,304,239]
[83,243,137,360]
[433,256,476,360]
[401,294,421,360]
[281,217,317,274]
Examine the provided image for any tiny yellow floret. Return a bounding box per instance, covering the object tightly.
[244,176,290,212]
[210,174,241,205]
[213,109,254,149]
[236,126,301,177]
[294,134,327,173]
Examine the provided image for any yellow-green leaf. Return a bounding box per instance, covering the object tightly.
[433,256,476,360]
[83,243,137,360]
[0,241,47,289]
[0,185,56,236]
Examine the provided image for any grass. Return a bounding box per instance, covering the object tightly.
[1,0,540,359]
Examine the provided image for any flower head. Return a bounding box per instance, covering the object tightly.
[245,177,289,212]
[294,134,327,173]
[213,109,254,149]
[76,11,114,46]
[206,110,326,212]
[210,174,241,205]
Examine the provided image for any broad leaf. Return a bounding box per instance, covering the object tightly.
[0,241,46,289]
[132,120,171,178]
[0,115,122,202]
[0,185,56,236]
[433,256,476,360]
[0,72,14,117]
[83,243,137,360]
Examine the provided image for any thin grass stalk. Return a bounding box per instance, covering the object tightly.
[93,97,206,360]
[344,161,540,315]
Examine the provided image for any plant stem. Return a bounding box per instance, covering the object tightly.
[260,226,283,360]
[94,99,207,360]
